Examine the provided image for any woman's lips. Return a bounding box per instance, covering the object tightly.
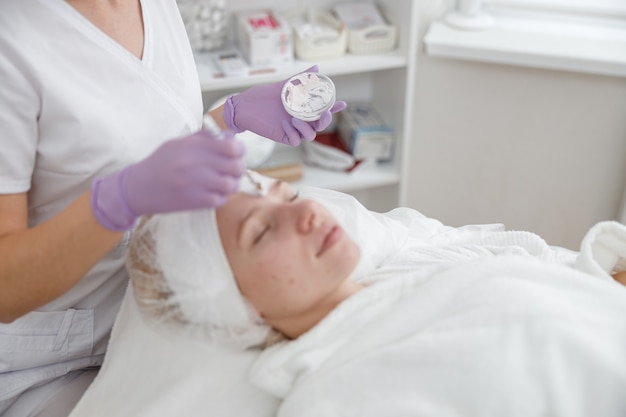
[317,225,342,257]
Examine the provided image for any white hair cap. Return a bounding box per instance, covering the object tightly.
[127,205,272,350]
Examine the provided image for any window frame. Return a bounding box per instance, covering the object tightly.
[483,0,626,19]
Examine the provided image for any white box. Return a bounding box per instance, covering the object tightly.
[236,10,293,69]
[210,49,249,78]
[338,103,394,161]
[281,8,347,61]
[332,3,397,54]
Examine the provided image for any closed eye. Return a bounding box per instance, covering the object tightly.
[251,190,300,245]
[253,225,270,245]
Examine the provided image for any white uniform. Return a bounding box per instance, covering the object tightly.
[0,0,203,414]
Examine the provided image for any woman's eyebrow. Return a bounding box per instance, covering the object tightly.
[271,180,298,199]
[270,180,286,194]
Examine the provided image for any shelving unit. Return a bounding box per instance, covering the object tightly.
[195,0,419,212]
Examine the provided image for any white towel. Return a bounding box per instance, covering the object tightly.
[576,221,626,279]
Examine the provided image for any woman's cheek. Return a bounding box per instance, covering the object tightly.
[254,254,280,281]
[259,242,286,266]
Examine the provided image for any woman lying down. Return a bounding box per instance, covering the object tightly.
[122,172,626,417]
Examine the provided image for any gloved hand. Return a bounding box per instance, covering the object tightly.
[91,128,245,232]
[223,65,347,146]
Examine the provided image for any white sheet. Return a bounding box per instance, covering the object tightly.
[69,180,626,416]
[251,254,626,417]
[68,285,279,417]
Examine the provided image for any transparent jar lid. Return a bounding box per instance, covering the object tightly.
[281,72,336,122]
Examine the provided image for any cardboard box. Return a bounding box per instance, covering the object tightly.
[338,103,394,161]
[236,10,293,69]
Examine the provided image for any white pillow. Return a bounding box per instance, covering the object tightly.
[69,285,280,417]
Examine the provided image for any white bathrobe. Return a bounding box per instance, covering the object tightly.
[250,222,626,417]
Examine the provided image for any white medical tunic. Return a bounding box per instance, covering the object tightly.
[0,0,203,411]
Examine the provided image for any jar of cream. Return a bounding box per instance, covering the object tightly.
[281,72,336,122]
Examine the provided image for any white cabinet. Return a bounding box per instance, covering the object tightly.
[195,0,419,212]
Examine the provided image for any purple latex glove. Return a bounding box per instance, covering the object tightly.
[91,128,245,232]
[224,65,347,146]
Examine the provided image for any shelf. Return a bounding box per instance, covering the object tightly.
[195,50,409,91]
[192,0,419,210]
[255,144,399,192]
[195,48,407,197]
[293,162,399,192]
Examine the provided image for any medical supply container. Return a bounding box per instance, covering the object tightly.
[338,103,394,161]
[332,2,397,54]
[235,9,293,69]
[281,8,347,61]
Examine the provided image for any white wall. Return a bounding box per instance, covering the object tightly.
[406,1,626,249]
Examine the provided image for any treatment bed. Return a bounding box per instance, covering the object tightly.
[69,185,626,417]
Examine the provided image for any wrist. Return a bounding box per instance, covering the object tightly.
[90,168,138,232]
[205,106,229,131]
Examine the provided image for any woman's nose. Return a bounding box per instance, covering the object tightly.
[290,200,320,233]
